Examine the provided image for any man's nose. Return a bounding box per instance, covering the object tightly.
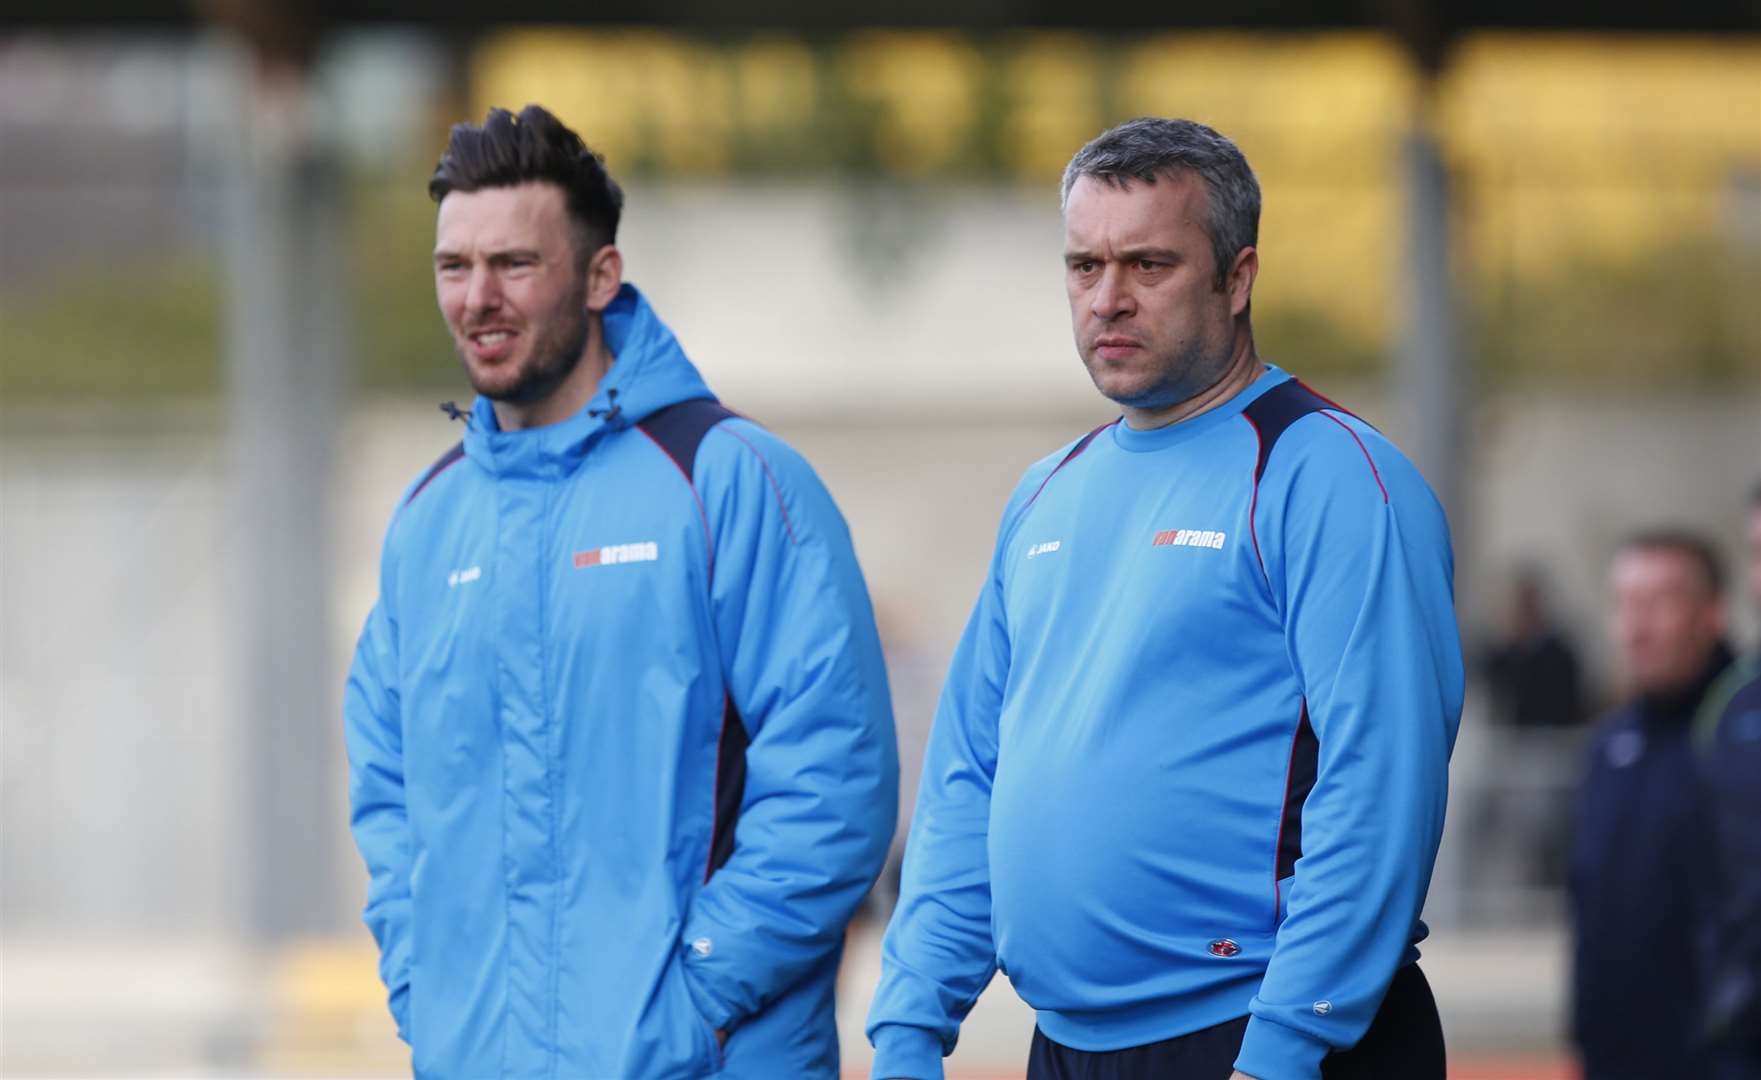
[465,266,502,316]
[1091,264,1134,319]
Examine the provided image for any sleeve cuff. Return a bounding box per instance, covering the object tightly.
[1233,1014,1331,1080]
[388,982,411,1045]
[869,1022,946,1080]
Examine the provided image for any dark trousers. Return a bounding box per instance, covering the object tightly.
[1027,964,1445,1080]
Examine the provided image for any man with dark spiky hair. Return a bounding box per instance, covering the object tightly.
[344,105,898,1079]
[867,117,1463,1080]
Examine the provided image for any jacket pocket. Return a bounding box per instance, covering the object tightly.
[675,953,725,1076]
[627,946,723,1078]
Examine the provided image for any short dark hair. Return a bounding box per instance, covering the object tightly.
[1061,117,1261,289]
[429,105,624,263]
[1619,529,1726,596]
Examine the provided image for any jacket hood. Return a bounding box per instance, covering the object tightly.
[460,283,714,478]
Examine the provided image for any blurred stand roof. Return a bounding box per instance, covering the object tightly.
[4,7,1754,399]
[20,0,1760,35]
[15,2,1755,108]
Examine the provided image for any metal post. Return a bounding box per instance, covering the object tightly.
[1397,102,1465,522]
[1397,90,1472,929]
[219,52,348,942]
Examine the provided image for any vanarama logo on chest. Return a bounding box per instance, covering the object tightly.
[1152,529,1226,550]
[573,541,660,568]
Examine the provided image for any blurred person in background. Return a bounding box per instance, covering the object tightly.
[343,105,898,1079]
[1698,484,1761,1079]
[868,117,1463,1080]
[1472,568,1586,890]
[1569,532,1733,1080]
[1483,569,1585,732]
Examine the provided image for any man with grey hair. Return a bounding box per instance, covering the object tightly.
[867,118,1463,1080]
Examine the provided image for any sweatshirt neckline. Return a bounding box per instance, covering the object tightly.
[1109,364,1289,453]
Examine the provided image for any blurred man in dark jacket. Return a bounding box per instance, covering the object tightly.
[1477,569,1587,890]
[1485,569,1586,732]
[1569,531,1732,1080]
[1700,488,1761,1080]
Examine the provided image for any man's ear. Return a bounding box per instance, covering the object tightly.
[586,245,624,313]
[1227,246,1258,319]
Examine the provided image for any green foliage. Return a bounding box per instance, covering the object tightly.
[0,265,222,402]
[1255,304,1386,379]
[0,177,1752,404]
[0,177,459,405]
[1471,236,1761,387]
[351,181,461,391]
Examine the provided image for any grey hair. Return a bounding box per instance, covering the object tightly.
[1061,117,1261,288]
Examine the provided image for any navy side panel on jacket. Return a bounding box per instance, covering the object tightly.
[1276,704,1318,882]
[709,694,751,881]
[1241,381,1347,890]
[638,397,752,885]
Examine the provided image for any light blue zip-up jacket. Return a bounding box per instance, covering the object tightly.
[345,284,898,1079]
[868,367,1463,1080]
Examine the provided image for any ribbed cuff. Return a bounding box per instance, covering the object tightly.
[1233,1015,1330,1080]
[869,1023,946,1080]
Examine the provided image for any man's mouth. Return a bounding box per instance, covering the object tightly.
[1093,336,1141,360]
[466,328,519,361]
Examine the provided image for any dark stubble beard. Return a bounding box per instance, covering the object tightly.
[462,278,592,406]
[1095,320,1235,413]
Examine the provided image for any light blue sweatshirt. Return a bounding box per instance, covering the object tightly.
[867,366,1463,1080]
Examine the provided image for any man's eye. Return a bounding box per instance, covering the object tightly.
[1073,261,1096,274]
[1137,259,1160,271]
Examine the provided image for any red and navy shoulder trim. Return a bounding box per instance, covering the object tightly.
[1240,378,1385,500]
[1240,379,1388,578]
[637,398,738,481]
[404,441,464,507]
